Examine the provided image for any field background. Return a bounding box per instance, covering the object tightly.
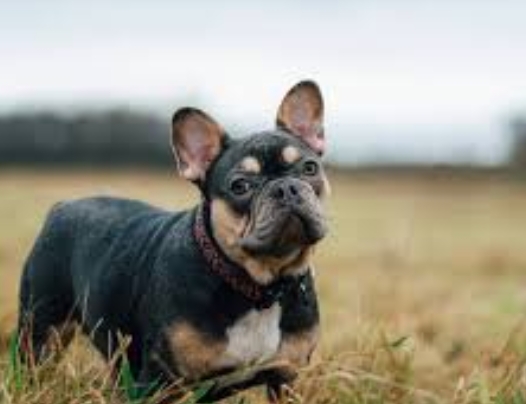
[1,168,526,403]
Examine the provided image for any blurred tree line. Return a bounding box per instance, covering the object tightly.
[0,110,172,166]
[510,117,526,168]
[1,110,526,168]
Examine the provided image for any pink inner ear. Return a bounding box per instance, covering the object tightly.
[279,85,325,155]
[294,123,325,155]
[288,106,325,155]
[183,121,216,158]
[179,143,213,179]
[175,115,223,181]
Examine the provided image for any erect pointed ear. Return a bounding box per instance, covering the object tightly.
[171,108,226,182]
[276,80,325,155]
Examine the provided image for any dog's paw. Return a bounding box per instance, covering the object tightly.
[197,360,298,402]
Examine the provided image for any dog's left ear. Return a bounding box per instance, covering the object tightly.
[171,108,226,182]
[276,80,325,155]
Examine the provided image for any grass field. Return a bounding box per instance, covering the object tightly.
[1,168,526,403]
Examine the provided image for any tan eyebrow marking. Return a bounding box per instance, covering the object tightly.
[240,156,261,174]
[282,146,301,165]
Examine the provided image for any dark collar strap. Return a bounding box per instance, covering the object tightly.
[193,201,307,310]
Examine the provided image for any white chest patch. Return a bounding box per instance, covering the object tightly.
[220,303,282,367]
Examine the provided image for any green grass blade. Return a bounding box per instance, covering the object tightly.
[7,331,23,392]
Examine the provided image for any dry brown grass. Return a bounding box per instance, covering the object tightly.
[1,168,526,403]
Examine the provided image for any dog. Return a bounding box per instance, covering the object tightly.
[17,80,329,401]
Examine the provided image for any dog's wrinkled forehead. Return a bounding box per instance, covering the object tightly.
[212,130,318,179]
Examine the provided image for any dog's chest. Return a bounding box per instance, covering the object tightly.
[167,303,283,379]
[220,303,282,366]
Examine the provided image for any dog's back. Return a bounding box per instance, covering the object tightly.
[18,197,187,360]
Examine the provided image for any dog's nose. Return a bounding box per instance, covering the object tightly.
[273,182,302,205]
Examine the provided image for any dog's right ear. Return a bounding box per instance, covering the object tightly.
[276,80,325,155]
[171,108,226,183]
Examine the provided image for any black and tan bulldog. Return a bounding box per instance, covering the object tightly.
[17,80,330,401]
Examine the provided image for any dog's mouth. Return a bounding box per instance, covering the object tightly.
[238,193,327,258]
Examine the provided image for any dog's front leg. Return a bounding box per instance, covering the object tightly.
[266,327,320,402]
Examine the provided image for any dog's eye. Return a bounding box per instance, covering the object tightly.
[303,161,319,176]
[230,178,252,196]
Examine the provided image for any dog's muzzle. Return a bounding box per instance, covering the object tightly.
[239,178,327,256]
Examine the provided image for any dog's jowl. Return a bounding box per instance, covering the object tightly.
[17,81,329,401]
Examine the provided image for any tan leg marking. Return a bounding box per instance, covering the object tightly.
[276,326,319,367]
[166,322,226,380]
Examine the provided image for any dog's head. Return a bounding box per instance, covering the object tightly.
[171,81,329,284]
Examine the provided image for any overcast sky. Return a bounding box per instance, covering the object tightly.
[1,1,526,164]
